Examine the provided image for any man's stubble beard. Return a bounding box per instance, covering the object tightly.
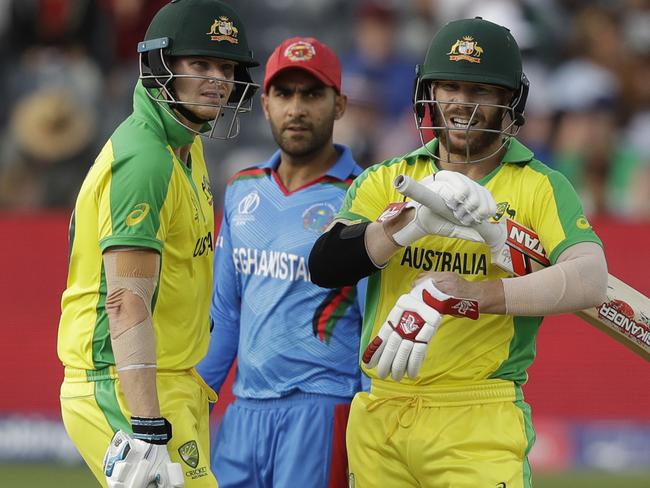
[270,111,336,162]
[433,105,505,158]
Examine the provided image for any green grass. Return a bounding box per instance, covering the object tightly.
[0,464,648,487]
[534,471,650,488]
[0,463,98,487]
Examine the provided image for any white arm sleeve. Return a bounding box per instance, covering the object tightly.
[502,241,608,316]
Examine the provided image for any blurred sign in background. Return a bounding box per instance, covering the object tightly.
[0,0,649,484]
[1,214,648,474]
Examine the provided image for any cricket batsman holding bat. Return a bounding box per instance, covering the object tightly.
[308,17,608,488]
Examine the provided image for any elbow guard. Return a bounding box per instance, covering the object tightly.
[309,222,379,288]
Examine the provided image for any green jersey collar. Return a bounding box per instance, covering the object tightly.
[408,137,534,165]
[132,81,204,149]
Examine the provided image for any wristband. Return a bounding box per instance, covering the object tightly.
[131,416,173,445]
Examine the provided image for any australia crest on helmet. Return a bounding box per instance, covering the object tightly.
[447,36,483,63]
[207,16,239,44]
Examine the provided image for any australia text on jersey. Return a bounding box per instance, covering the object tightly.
[401,246,488,275]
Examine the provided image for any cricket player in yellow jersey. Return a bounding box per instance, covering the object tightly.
[57,1,258,486]
[309,17,609,488]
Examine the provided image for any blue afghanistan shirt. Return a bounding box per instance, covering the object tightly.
[197,145,365,399]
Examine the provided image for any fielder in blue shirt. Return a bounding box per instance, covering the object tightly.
[197,37,365,488]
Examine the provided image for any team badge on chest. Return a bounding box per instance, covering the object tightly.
[302,203,336,233]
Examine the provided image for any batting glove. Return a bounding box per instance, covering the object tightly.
[430,171,497,225]
[103,417,184,488]
[389,199,487,247]
[362,279,479,381]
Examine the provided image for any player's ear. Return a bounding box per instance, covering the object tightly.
[261,93,271,120]
[334,93,347,120]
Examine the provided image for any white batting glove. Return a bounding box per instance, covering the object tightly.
[362,279,479,381]
[428,171,497,225]
[103,431,185,488]
[388,200,486,247]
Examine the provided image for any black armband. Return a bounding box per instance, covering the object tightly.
[308,222,380,288]
[131,416,172,445]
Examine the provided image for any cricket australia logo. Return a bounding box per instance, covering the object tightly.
[202,175,213,207]
[447,36,484,63]
[207,16,239,44]
[178,440,199,469]
[233,191,260,226]
[493,201,516,221]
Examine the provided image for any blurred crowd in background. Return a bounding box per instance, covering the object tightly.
[0,0,649,219]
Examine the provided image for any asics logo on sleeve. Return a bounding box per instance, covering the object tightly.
[125,203,150,226]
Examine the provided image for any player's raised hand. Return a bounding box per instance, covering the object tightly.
[393,174,506,252]
[103,430,185,488]
[428,171,497,225]
[362,278,479,381]
[387,199,488,247]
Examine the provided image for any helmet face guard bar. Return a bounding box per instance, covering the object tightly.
[138,40,259,140]
[412,78,522,164]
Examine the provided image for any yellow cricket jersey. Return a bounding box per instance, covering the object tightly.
[58,82,215,372]
[338,138,601,386]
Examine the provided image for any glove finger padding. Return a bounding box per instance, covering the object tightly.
[371,300,414,378]
[391,200,485,246]
[362,312,395,369]
[362,280,480,382]
[391,339,415,381]
[375,329,403,379]
[103,431,185,488]
[407,341,430,379]
[432,171,497,224]
[363,293,443,381]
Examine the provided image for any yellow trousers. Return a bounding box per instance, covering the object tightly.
[346,379,535,488]
[60,367,218,487]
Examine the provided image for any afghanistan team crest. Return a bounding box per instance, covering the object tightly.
[178,440,199,468]
[447,36,484,63]
[207,16,239,43]
[302,203,336,233]
[284,40,316,62]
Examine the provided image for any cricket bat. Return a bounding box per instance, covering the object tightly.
[394,174,650,361]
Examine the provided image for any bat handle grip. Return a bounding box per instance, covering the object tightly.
[393,174,505,248]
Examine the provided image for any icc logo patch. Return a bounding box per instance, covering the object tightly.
[178,440,199,469]
[238,191,260,214]
[233,191,260,226]
[302,203,336,233]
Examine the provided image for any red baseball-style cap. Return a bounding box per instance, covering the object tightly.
[263,37,341,94]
